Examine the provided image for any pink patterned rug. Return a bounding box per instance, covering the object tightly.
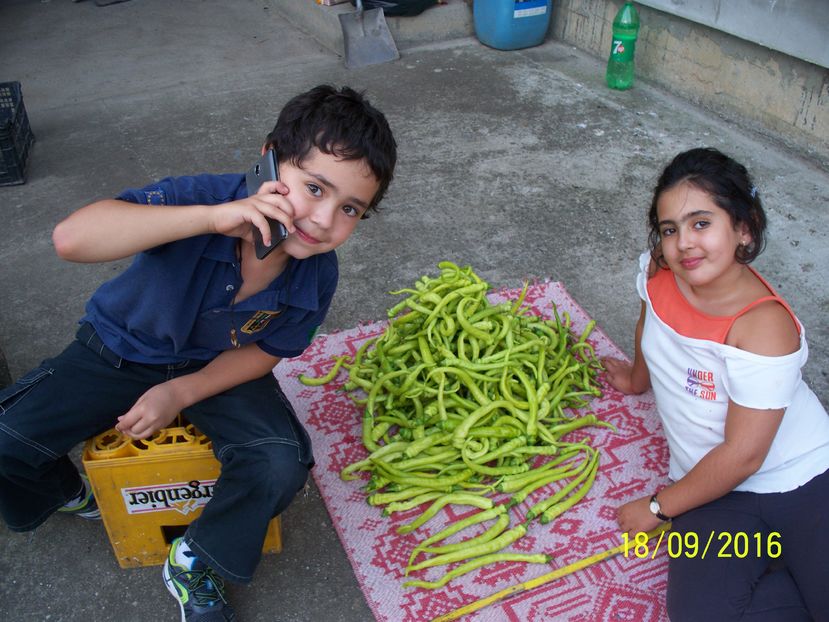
[273,281,671,622]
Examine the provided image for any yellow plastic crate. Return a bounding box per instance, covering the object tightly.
[82,420,282,568]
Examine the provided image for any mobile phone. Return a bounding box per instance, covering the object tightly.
[246,148,288,260]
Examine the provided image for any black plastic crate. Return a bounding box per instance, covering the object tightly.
[0,81,36,186]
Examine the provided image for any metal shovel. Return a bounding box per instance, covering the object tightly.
[339,0,400,69]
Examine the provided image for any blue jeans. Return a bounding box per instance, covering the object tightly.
[0,325,314,583]
[667,467,829,622]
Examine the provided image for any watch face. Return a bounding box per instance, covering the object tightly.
[649,499,660,515]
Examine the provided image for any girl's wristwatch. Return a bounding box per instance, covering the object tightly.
[649,494,672,521]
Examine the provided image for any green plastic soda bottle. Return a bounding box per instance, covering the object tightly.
[605,2,640,90]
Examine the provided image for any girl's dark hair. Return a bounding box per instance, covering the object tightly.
[265,85,397,214]
[648,147,767,265]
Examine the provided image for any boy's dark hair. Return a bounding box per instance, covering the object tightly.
[265,85,397,214]
[648,147,767,266]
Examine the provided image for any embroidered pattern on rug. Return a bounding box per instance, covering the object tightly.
[274,281,670,621]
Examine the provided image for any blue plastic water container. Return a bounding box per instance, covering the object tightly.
[474,0,553,51]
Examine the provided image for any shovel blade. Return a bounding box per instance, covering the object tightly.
[338,7,399,69]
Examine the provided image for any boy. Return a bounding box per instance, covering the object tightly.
[0,85,397,621]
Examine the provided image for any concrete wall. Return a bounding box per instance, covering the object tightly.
[550,0,829,166]
[637,0,829,69]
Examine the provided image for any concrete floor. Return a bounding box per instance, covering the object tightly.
[0,1,827,620]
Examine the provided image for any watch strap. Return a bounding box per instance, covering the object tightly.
[650,494,672,521]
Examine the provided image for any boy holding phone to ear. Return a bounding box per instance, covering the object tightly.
[0,85,396,622]
[248,148,289,259]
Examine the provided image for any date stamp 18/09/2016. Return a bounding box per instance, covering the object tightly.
[623,530,782,560]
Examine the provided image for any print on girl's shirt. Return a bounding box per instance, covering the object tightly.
[686,367,717,400]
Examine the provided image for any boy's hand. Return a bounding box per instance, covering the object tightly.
[603,357,645,395]
[115,382,184,440]
[209,180,296,246]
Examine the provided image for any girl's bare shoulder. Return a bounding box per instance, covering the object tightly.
[729,300,800,357]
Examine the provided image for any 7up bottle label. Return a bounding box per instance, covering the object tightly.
[611,37,636,62]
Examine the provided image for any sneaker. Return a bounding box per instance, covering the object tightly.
[58,473,101,520]
[163,538,236,622]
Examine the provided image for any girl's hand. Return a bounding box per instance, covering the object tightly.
[115,382,185,440]
[209,180,296,245]
[617,496,662,535]
[603,357,643,394]
[603,302,651,395]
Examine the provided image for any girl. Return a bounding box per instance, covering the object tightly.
[604,147,829,621]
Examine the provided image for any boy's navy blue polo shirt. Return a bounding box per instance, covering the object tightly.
[81,174,338,364]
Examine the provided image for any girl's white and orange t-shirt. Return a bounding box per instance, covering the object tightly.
[636,251,829,493]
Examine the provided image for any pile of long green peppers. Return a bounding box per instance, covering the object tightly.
[300,262,612,589]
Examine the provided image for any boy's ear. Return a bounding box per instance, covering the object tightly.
[261,143,269,156]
